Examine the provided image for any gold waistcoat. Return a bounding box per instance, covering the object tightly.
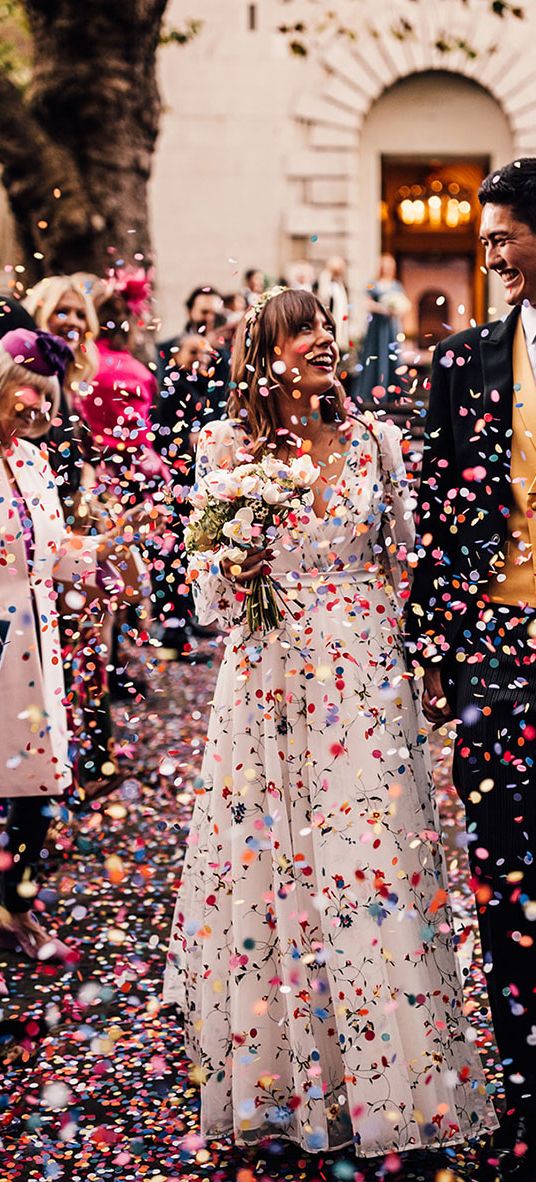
[488,316,536,606]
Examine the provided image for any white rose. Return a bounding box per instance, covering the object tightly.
[222,505,256,544]
[288,454,321,487]
[233,463,257,481]
[204,468,241,501]
[262,480,290,505]
[190,483,209,510]
[261,455,291,480]
[240,474,264,497]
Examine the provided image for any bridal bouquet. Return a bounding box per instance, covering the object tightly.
[185,452,320,633]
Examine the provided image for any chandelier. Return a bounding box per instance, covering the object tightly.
[395,178,473,230]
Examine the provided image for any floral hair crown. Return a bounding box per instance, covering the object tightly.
[245,285,288,327]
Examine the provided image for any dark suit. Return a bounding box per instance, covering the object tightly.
[408,304,536,1114]
[407,307,518,668]
[151,352,225,650]
[156,331,230,407]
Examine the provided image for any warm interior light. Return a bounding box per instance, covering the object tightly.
[428,194,442,227]
[395,179,473,231]
[399,199,415,225]
[446,198,460,228]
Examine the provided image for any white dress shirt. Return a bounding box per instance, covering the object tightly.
[521,301,536,379]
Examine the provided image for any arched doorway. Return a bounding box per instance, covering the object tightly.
[358,71,514,335]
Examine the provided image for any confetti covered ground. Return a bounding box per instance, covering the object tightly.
[1,638,503,1182]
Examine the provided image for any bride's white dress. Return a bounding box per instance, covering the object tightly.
[164,416,497,1155]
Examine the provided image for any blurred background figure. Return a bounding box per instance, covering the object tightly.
[184,286,224,336]
[86,273,171,700]
[242,268,265,306]
[317,256,350,352]
[23,276,100,511]
[86,274,168,500]
[157,285,229,409]
[286,259,315,292]
[154,332,221,660]
[222,292,247,318]
[352,253,411,405]
[22,277,119,799]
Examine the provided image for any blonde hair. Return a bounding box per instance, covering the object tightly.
[0,346,60,438]
[227,288,346,457]
[23,275,100,388]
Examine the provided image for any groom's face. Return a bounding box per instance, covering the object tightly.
[479,202,536,307]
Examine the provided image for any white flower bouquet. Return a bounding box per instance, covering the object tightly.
[380,289,411,318]
[185,452,320,633]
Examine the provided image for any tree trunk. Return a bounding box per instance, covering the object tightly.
[0,0,169,277]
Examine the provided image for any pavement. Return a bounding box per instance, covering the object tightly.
[0,638,501,1182]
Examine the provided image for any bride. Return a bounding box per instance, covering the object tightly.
[164,288,497,1157]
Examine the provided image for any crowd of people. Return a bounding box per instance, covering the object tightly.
[4,157,536,1181]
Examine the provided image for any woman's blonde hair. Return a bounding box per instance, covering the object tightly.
[227,288,347,457]
[0,346,60,438]
[23,275,100,387]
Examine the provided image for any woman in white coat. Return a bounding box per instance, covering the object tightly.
[0,327,166,968]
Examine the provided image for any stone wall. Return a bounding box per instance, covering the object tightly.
[152,0,536,337]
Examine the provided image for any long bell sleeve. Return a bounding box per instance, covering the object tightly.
[370,417,417,609]
[187,419,250,629]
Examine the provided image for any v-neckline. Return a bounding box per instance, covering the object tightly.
[309,447,353,523]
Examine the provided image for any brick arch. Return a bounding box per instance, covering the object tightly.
[286,16,536,253]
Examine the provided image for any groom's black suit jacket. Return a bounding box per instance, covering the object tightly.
[406,305,520,667]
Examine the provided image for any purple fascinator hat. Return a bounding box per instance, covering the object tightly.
[1,328,74,387]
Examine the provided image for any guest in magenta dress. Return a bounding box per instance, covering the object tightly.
[76,274,171,698]
[78,274,169,503]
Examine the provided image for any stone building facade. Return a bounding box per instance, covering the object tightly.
[152,0,536,338]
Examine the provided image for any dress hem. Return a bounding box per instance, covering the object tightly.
[204,1121,499,1158]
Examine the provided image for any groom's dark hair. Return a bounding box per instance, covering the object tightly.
[478,158,536,234]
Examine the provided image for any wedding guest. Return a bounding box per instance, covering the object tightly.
[87,277,169,500]
[0,327,170,1066]
[0,329,165,959]
[222,292,247,317]
[158,286,228,407]
[317,255,350,351]
[23,276,99,391]
[406,158,536,1180]
[287,258,316,292]
[23,275,100,505]
[220,293,247,348]
[86,275,170,700]
[21,277,115,794]
[352,253,410,405]
[164,287,497,1158]
[154,332,220,659]
[242,267,265,306]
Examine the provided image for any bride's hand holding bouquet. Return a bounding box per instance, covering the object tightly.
[185,451,319,633]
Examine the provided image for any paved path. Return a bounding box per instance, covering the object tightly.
[1,645,500,1182]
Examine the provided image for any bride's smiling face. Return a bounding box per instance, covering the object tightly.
[274,309,339,402]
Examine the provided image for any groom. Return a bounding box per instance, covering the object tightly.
[407,159,536,1175]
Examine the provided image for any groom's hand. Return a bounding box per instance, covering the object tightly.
[422,667,454,726]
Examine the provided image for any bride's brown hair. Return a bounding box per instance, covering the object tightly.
[227,288,347,457]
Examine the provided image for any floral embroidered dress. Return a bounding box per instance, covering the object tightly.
[164,417,497,1156]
